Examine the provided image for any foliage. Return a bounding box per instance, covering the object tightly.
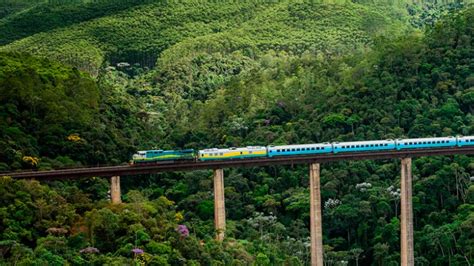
[0,2,473,265]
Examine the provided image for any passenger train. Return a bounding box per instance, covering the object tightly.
[131,136,474,164]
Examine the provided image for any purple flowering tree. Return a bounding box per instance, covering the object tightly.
[176,224,189,238]
[132,247,144,260]
[132,248,144,255]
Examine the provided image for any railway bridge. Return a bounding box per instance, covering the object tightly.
[5,146,474,266]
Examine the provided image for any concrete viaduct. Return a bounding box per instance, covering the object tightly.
[5,146,474,266]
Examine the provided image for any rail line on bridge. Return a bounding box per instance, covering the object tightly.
[5,146,474,180]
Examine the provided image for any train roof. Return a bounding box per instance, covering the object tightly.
[268,143,331,149]
[200,146,266,153]
[139,149,194,153]
[397,137,455,142]
[333,139,394,145]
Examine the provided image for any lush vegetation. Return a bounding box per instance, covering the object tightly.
[0,1,412,76]
[1,1,473,265]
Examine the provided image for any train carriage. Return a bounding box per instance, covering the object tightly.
[333,140,396,153]
[132,149,195,164]
[457,136,474,147]
[267,143,332,157]
[395,137,456,150]
[199,146,267,161]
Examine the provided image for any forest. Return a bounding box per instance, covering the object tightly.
[0,0,473,265]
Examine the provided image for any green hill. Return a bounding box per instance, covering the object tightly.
[0,0,43,19]
[0,1,411,76]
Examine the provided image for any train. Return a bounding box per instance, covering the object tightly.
[131,136,474,164]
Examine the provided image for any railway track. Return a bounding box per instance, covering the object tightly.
[3,147,474,180]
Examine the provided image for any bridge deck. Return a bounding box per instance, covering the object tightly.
[3,147,474,180]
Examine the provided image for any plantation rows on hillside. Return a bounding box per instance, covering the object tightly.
[0,1,413,76]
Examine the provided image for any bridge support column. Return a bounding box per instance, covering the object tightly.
[110,176,122,204]
[400,158,414,266]
[214,169,226,241]
[309,163,324,266]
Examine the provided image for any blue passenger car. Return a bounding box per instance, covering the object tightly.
[395,137,456,150]
[267,143,332,157]
[457,136,474,147]
[333,140,395,153]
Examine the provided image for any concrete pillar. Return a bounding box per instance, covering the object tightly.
[213,169,226,241]
[110,176,122,204]
[309,163,324,266]
[400,158,414,266]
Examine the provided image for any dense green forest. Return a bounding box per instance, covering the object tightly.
[0,0,473,265]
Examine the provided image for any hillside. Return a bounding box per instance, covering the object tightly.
[0,1,412,76]
[0,1,473,265]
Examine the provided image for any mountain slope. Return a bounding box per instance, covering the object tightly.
[0,1,410,76]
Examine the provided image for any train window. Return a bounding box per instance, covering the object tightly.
[370,144,374,147]
[291,149,295,151]
[311,147,315,150]
[249,151,253,154]
[240,152,243,155]
[220,153,223,156]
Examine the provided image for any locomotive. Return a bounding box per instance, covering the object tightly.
[131,136,474,164]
